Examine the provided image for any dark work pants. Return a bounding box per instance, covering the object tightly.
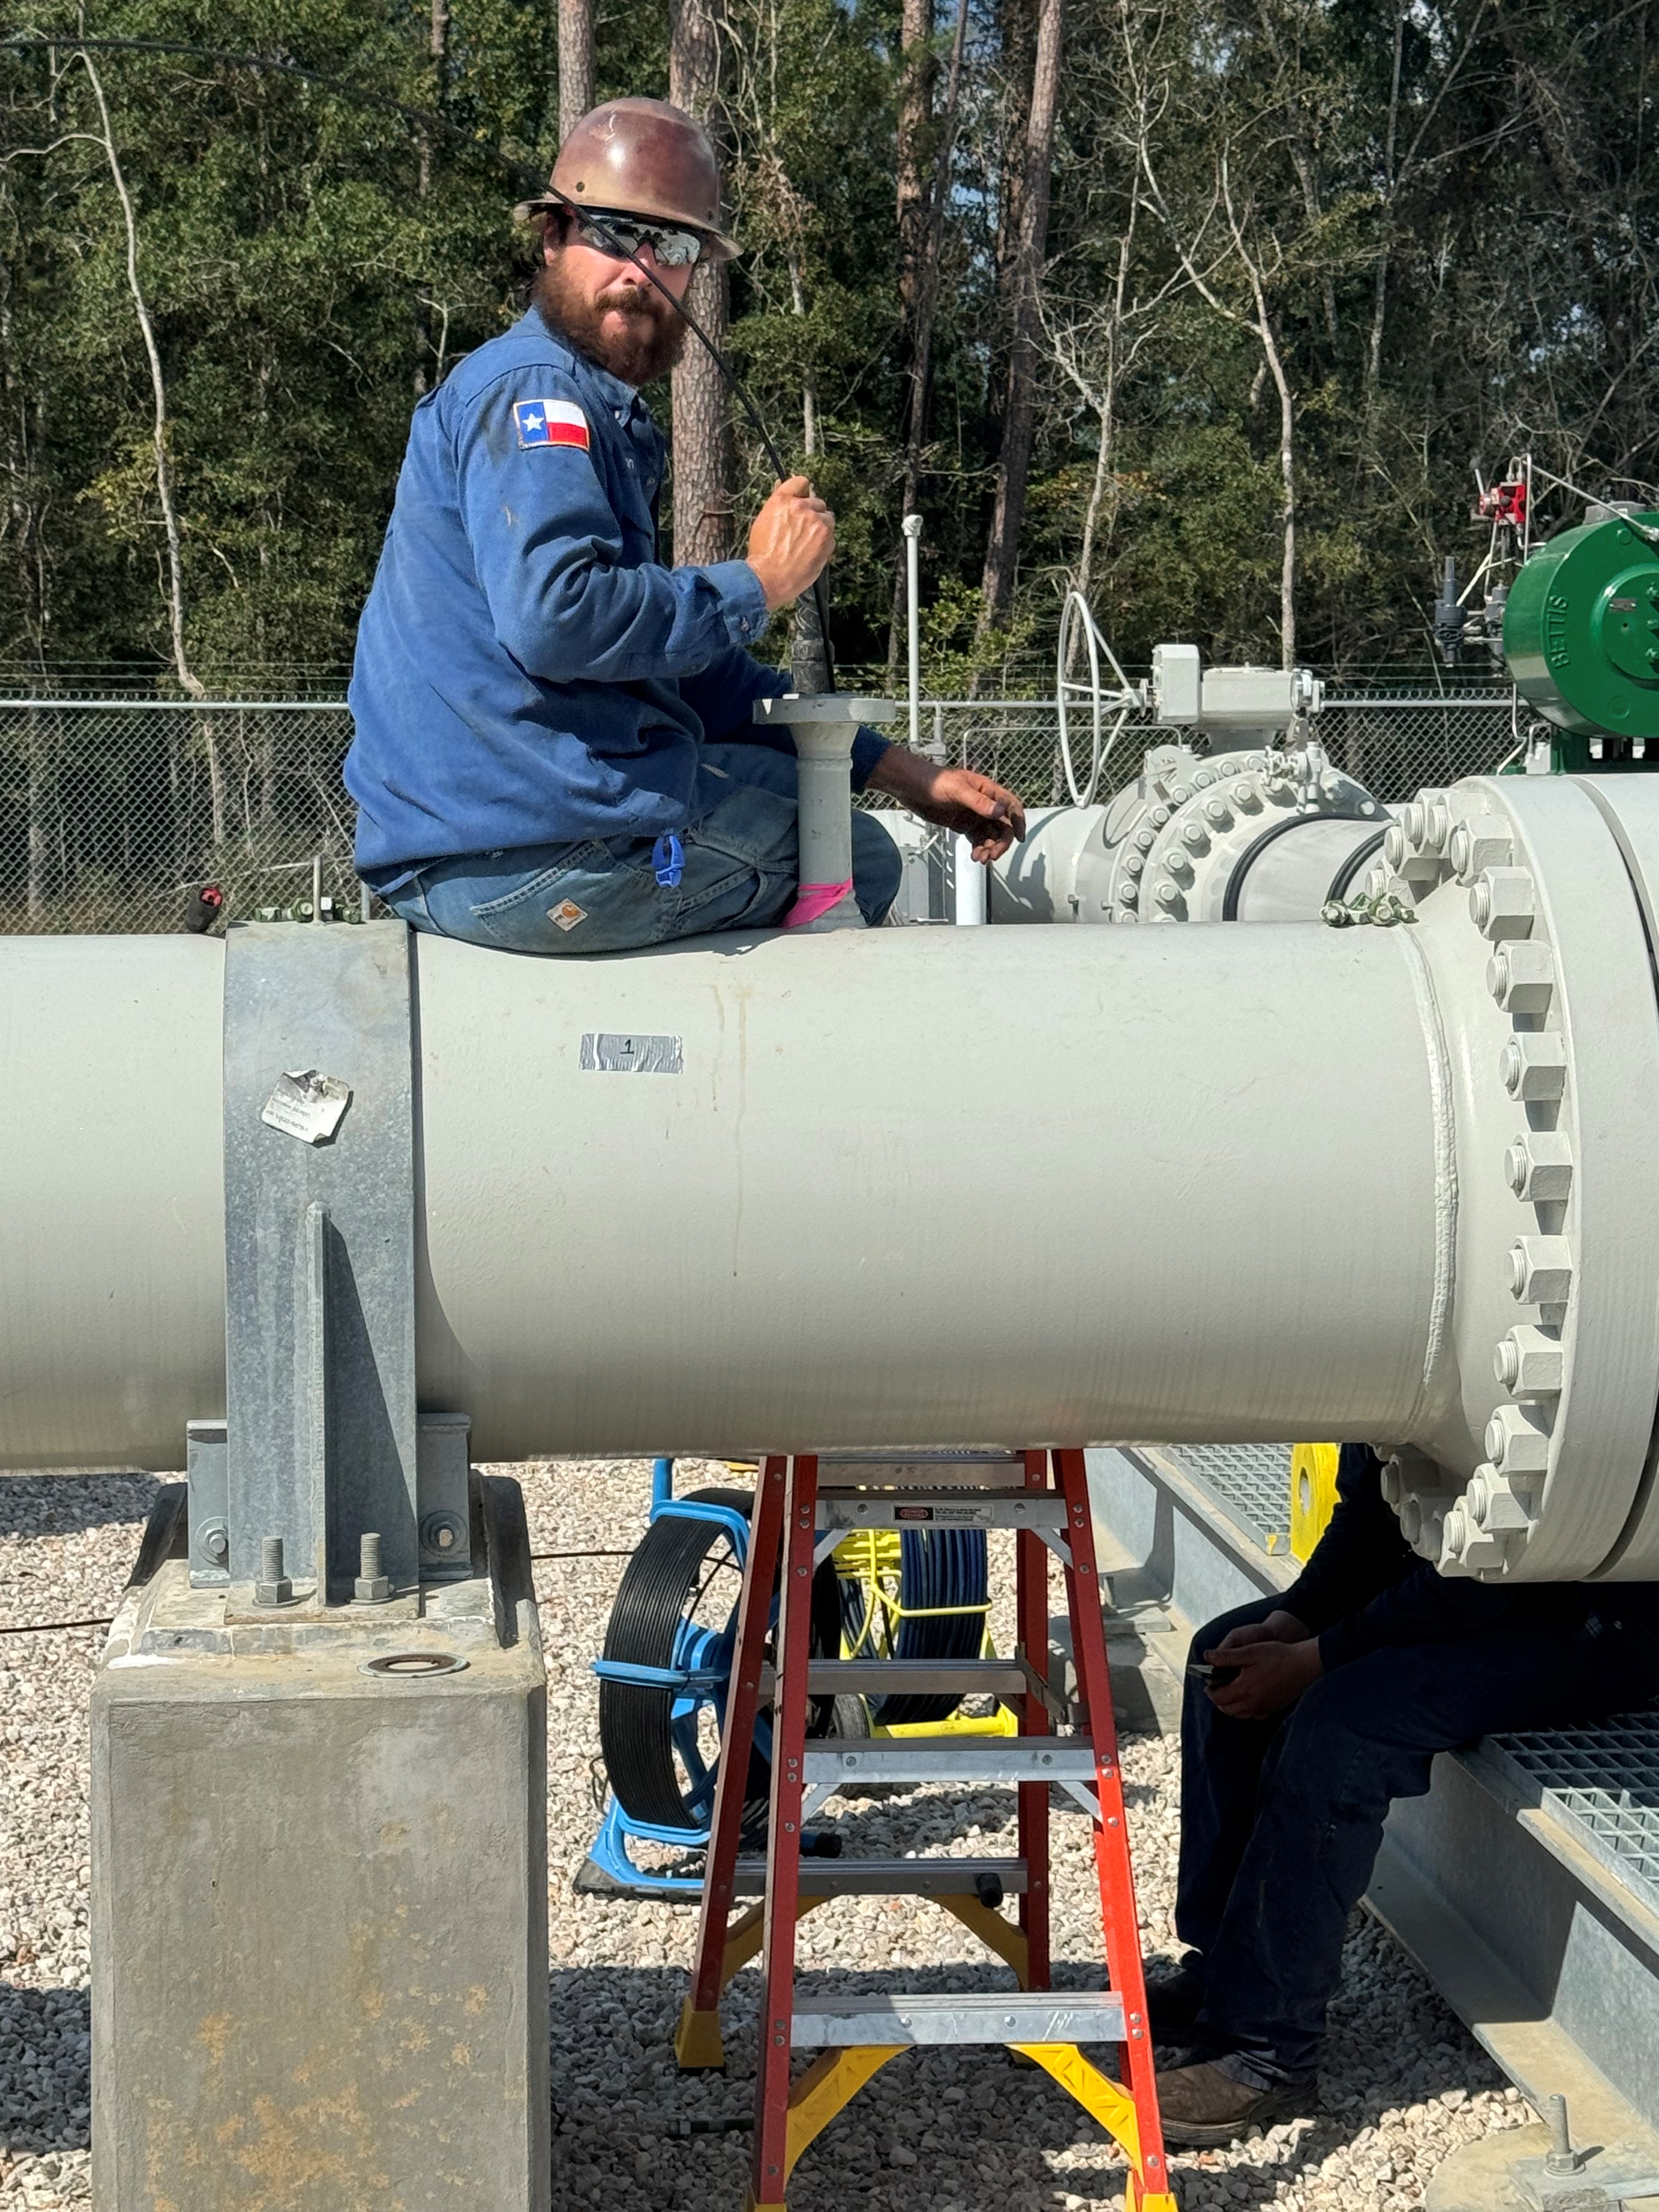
[1176,1595,1659,2085]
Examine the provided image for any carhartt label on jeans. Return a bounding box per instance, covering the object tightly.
[579,1032,684,1074]
[548,899,587,932]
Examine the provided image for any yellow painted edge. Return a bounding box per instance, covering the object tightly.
[936,1893,1030,1986]
[783,2046,901,2180]
[1012,2042,1142,2168]
[674,1998,725,2071]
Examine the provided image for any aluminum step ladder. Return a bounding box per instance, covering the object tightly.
[674,1447,1177,2212]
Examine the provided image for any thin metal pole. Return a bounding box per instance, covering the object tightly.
[902,514,923,757]
[311,851,323,923]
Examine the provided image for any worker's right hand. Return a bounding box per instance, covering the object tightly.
[1207,1610,1310,1662]
[746,476,835,612]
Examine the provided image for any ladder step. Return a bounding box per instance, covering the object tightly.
[732,1855,1028,1898]
[806,1658,1029,1697]
[791,1991,1126,2047]
[812,1451,1029,1490]
[804,1741,1099,1786]
[818,1491,1067,1530]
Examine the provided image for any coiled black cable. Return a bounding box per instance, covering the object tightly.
[597,1488,845,1836]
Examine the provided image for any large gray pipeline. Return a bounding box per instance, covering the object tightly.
[6,772,1659,1583]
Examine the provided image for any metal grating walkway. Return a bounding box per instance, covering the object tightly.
[1483,1717,1659,1920]
[1169,1443,1293,1552]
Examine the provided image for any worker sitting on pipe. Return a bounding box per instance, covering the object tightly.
[345,97,1024,955]
[1149,1444,1659,2146]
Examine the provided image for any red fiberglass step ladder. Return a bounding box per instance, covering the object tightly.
[674,1446,1177,2212]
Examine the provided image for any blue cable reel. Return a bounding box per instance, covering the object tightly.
[580,1460,992,1900]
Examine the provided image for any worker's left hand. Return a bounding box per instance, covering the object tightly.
[1204,1633,1323,1720]
[866,748,1027,862]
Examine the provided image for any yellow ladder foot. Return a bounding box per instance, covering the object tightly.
[674,1999,726,2072]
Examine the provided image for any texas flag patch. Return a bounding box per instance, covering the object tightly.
[514,397,590,452]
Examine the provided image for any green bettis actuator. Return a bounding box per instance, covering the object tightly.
[1504,506,1659,763]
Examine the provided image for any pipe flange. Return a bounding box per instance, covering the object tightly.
[1381,775,1659,1580]
[1109,744,1381,925]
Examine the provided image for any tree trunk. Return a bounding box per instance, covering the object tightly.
[895,0,935,399]
[1365,8,1405,409]
[414,0,450,399]
[558,0,594,142]
[887,0,969,665]
[669,0,735,566]
[978,0,1064,633]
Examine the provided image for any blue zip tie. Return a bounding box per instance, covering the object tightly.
[652,832,684,889]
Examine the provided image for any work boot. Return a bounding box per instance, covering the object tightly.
[1155,2059,1313,2146]
[1143,1953,1206,2043]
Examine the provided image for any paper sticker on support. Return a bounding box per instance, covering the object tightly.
[261,1068,353,1145]
[579,1032,683,1075]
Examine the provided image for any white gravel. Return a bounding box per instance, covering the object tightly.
[0,1458,1528,2209]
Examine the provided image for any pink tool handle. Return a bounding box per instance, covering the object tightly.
[782,877,854,928]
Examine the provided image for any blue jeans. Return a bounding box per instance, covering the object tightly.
[380,742,904,955]
[1175,1595,1659,2085]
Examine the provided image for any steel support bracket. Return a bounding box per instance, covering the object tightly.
[219,921,430,1601]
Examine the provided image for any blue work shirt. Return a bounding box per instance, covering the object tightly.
[346,307,889,883]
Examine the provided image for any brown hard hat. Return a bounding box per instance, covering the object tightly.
[515,97,738,261]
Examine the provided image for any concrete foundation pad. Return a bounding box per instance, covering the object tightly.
[91,1477,549,2212]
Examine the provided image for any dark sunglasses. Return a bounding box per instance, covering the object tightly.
[572,211,704,269]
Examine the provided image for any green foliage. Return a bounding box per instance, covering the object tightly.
[1,0,1657,692]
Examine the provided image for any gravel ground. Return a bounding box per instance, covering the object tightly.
[0,1458,1528,2209]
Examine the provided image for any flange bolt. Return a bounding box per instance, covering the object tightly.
[1500,1034,1567,1101]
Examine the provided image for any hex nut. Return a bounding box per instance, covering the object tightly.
[1467,1466,1534,1534]
[1384,823,1407,868]
[1505,1131,1573,1201]
[1487,940,1556,1013]
[1202,796,1232,826]
[1485,1403,1551,1473]
[1509,1235,1572,1304]
[1180,820,1209,851]
[1500,1033,1568,1101]
[1154,879,1182,909]
[1469,867,1536,940]
[1494,1324,1565,1395]
[1135,826,1157,851]
[1124,850,1144,876]
[1232,782,1262,811]
[1401,803,1425,845]
[1168,783,1192,804]
[1120,882,1139,905]
[1449,814,1514,884]
[1166,849,1194,882]
[201,1523,229,1564]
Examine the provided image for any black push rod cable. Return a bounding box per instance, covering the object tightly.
[543,190,837,692]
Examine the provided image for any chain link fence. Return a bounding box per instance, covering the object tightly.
[0,692,1519,935]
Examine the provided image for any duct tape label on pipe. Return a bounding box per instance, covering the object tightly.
[260,1068,353,1145]
[579,1032,684,1075]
